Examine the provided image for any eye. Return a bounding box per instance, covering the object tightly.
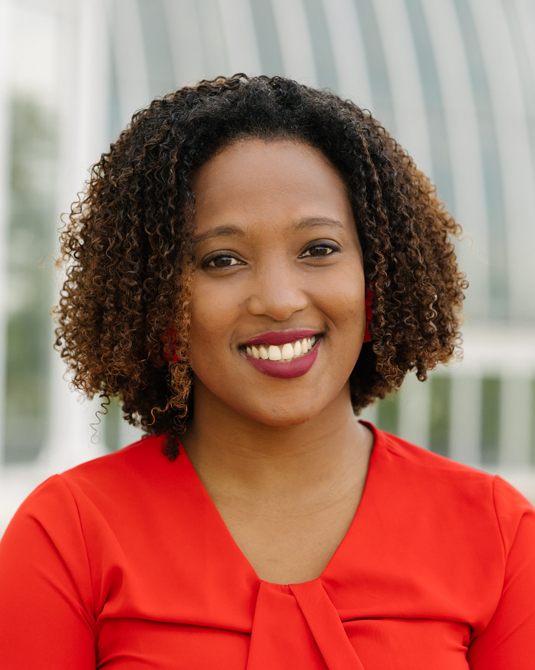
[203,253,242,269]
[300,243,338,258]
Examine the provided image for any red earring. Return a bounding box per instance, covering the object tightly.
[363,287,373,342]
[161,325,181,363]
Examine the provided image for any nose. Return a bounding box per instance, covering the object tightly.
[246,258,309,322]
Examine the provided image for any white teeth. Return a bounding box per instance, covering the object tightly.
[246,336,318,362]
[281,343,294,360]
[268,345,282,361]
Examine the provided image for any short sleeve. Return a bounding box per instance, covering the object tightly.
[467,476,535,669]
[0,475,97,669]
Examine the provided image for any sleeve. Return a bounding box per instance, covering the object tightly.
[0,475,97,669]
[467,476,535,669]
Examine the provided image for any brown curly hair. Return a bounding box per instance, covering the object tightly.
[54,74,467,459]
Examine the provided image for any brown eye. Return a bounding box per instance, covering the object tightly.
[206,255,240,268]
[301,245,335,258]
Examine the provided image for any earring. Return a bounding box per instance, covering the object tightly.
[363,287,373,342]
[161,325,181,363]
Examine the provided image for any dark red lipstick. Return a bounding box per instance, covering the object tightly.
[244,329,317,347]
[242,332,322,379]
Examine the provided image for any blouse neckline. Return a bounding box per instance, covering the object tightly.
[175,420,381,589]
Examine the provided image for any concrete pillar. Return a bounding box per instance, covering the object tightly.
[0,0,12,472]
[397,373,431,450]
[499,376,532,468]
[40,0,111,472]
[450,374,482,466]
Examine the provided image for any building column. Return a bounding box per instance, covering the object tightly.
[0,0,13,474]
[39,0,111,472]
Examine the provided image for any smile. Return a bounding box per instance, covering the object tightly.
[245,336,317,363]
[241,330,322,379]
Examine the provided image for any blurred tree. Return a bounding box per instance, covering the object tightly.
[429,375,451,457]
[481,376,501,466]
[5,96,57,463]
[377,392,399,436]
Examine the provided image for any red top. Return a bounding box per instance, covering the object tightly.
[1,424,535,669]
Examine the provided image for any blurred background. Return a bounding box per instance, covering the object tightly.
[1,0,535,533]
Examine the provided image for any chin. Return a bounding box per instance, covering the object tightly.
[247,400,321,428]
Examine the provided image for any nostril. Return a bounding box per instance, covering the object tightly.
[245,290,309,320]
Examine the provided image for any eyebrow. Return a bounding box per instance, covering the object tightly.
[193,217,343,244]
[193,225,246,244]
[294,217,343,231]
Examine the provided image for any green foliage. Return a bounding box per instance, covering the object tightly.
[4,96,57,463]
[481,377,501,466]
[429,376,451,457]
[376,392,399,436]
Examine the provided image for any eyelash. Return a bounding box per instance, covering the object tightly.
[299,243,339,258]
[204,254,242,269]
[202,241,340,269]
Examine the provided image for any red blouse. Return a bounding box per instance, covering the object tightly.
[1,423,535,669]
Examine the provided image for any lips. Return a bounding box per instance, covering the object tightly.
[244,329,318,347]
[240,330,322,379]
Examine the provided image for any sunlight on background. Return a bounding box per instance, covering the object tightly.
[1,0,535,533]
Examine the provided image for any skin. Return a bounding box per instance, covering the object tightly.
[181,139,374,585]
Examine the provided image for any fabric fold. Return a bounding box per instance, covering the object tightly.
[291,580,365,670]
[246,581,328,669]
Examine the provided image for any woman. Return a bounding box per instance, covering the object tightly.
[1,75,534,669]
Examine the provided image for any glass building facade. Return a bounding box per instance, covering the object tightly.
[1,0,535,530]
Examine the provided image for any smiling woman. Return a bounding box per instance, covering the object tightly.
[52,75,467,459]
[1,75,534,669]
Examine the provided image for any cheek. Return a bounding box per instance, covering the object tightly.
[316,273,366,329]
[188,278,240,349]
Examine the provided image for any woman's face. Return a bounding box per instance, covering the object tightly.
[188,138,366,427]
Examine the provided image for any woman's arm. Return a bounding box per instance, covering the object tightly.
[467,476,535,669]
[0,476,97,669]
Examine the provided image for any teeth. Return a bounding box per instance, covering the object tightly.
[246,336,318,362]
[281,343,294,360]
[268,345,282,361]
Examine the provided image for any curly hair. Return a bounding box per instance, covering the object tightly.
[54,74,467,459]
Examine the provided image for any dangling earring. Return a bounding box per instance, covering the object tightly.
[161,324,181,362]
[363,287,373,342]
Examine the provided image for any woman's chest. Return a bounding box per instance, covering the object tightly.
[214,493,362,585]
[96,614,471,669]
[93,526,477,670]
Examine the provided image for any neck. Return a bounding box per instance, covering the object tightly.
[181,381,373,499]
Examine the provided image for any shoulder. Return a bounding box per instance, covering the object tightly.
[375,424,490,478]
[4,435,172,534]
[58,433,182,517]
[369,424,534,545]
[60,434,168,484]
[369,422,495,487]
[373,423,495,487]
[366,425,535,630]
[62,433,168,481]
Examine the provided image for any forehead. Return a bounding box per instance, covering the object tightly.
[190,139,354,236]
